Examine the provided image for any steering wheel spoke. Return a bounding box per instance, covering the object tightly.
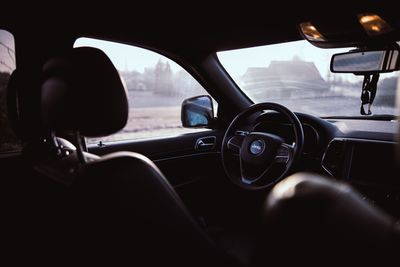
[240,143,295,186]
[275,142,295,165]
[227,131,248,154]
[240,158,276,186]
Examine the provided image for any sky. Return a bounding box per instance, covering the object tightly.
[2,34,398,83]
[75,37,351,80]
[74,37,182,73]
[75,37,398,83]
[217,40,350,79]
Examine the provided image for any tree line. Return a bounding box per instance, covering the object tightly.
[120,59,204,97]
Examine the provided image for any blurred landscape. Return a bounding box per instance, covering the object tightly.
[239,59,398,116]
[88,60,210,143]
[99,57,398,143]
[2,34,398,150]
[1,57,399,148]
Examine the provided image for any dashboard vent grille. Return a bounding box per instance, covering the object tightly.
[322,140,346,177]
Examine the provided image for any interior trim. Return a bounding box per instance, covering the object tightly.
[321,137,398,176]
[254,121,320,155]
[86,130,213,148]
[0,151,23,159]
[153,152,220,162]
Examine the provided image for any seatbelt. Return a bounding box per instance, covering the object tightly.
[360,74,379,115]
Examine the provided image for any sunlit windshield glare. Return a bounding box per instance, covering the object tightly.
[217,40,399,117]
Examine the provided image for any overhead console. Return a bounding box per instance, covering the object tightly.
[322,138,399,187]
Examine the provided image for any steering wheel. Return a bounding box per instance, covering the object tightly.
[221,103,304,190]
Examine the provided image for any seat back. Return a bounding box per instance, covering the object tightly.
[38,47,238,266]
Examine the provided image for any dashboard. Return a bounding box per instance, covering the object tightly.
[322,138,398,186]
[254,112,332,156]
[255,112,400,215]
[254,121,319,154]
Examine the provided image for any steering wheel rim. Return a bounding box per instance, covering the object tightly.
[221,102,304,190]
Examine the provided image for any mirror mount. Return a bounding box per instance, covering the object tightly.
[360,73,379,115]
[330,44,400,116]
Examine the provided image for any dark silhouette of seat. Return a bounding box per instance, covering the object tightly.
[253,172,400,265]
[7,46,399,267]
[37,47,240,266]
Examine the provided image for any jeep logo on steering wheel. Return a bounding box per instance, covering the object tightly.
[250,140,265,155]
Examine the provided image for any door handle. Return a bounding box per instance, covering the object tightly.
[195,136,216,151]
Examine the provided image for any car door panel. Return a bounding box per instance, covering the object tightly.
[87,130,224,186]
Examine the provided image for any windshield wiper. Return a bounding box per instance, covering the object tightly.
[323,114,398,121]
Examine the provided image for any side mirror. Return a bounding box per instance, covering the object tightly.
[181,95,214,128]
[330,48,400,74]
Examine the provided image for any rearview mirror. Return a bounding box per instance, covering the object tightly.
[181,95,214,128]
[330,49,400,74]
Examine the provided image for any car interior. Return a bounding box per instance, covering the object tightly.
[1,2,399,266]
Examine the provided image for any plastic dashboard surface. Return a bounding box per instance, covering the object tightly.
[255,112,399,187]
[322,119,399,187]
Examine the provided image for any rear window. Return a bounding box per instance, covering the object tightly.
[0,29,21,153]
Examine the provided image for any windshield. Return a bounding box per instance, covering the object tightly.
[217,40,399,117]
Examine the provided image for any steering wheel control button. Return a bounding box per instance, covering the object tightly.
[249,140,265,155]
[277,146,289,156]
[275,156,289,163]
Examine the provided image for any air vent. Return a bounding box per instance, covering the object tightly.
[321,139,346,177]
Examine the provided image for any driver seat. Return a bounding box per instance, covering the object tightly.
[39,47,240,266]
[254,173,400,265]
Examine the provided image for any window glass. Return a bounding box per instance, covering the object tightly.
[218,40,399,117]
[0,29,20,153]
[74,38,215,143]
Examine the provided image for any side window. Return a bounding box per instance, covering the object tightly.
[0,29,20,153]
[74,38,215,143]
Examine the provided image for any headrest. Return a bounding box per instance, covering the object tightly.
[41,47,128,137]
